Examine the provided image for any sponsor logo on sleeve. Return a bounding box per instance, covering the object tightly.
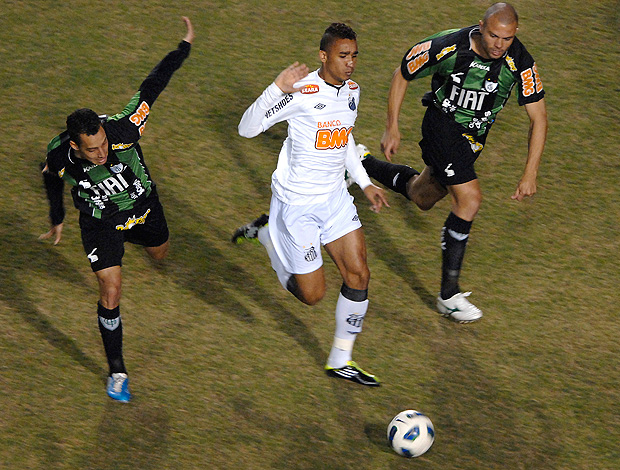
[405,40,432,60]
[436,44,456,60]
[520,67,536,97]
[112,143,133,151]
[406,52,429,75]
[348,81,359,90]
[533,63,543,93]
[300,84,319,94]
[129,101,150,127]
[58,168,65,178]
[264,94,293,118]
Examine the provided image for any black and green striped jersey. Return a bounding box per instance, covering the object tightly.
[401,25,544,139]
[44,41,191,223]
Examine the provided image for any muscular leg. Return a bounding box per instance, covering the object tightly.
[289,268,326,306]
[362,155,448,211]
[440,180,481,299]
[144,239,169,260]
[95,266,126,374]
[323,229,371,369]
[406,165,449,211]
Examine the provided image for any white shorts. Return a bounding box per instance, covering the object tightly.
[268,187,363,275]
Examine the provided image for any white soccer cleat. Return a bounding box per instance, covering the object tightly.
[436,292,482,323]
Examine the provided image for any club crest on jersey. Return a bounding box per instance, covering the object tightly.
[348,95,356,111]
[110,163,125,174]
[304,246,318,262]
[301,84,319,94]
[484,80,498,92]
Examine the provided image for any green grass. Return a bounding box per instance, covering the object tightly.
[1,0,619,468]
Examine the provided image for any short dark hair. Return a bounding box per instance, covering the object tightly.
[320,23,356,52]
[484,2,519,25]
[66,108,101,145]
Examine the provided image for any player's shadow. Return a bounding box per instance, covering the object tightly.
[207,79,287,200]
[352,186,437,311]
[158,194,326,368]
[0,208,106,379]
[80,401,171,470]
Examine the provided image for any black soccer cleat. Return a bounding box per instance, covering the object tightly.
[325,361,380,387]
[231,213,269,244]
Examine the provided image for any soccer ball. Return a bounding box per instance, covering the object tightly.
[387,410,435,458]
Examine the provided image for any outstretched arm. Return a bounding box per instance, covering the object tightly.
[182,16,194,44]
[512,98,547,201]
[380,67,409,161]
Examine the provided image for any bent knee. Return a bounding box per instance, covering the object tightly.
[343,267,370,291]
[300,289,325,306]
[414,198,437,211]
[146,242,169,260]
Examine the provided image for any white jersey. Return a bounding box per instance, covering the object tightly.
[238,69,371,205]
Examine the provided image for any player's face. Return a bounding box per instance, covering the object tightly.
[478,16,517,59]
[71,126,109,165]
[319,38,358,85]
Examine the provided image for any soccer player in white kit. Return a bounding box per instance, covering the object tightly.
[235,23,389,386]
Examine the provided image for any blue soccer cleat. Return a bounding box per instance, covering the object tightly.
[107,373,131,402]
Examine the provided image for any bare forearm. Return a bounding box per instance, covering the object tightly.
[523,113,547,179]
[385,67,408,131]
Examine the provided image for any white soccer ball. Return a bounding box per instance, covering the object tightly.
[387,410,435,458]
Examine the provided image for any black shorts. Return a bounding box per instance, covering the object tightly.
[419,105,486,187]
[79,193,169,272]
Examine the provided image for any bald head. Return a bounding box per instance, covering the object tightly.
[484,2,519,26]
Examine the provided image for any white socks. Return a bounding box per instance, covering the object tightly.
[327,293,368,368]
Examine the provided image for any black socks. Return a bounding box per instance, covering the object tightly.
[362,155,419,199]
[440,212,472,299]
[97,303,126,375]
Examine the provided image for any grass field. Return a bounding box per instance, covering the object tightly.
[1,0,619,468]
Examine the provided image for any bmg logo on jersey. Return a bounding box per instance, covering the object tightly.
[315,126,353,150]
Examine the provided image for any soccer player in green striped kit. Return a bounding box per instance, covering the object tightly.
[40,17,194,402]
[355,2,547,322]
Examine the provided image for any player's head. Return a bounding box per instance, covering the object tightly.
[67,108,109,165]
[318,23,358,85]
[320,23,356,52]
[478,2,519,59]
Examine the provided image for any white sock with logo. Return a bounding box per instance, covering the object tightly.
[257,226,291,290]
[327,293,368,368]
